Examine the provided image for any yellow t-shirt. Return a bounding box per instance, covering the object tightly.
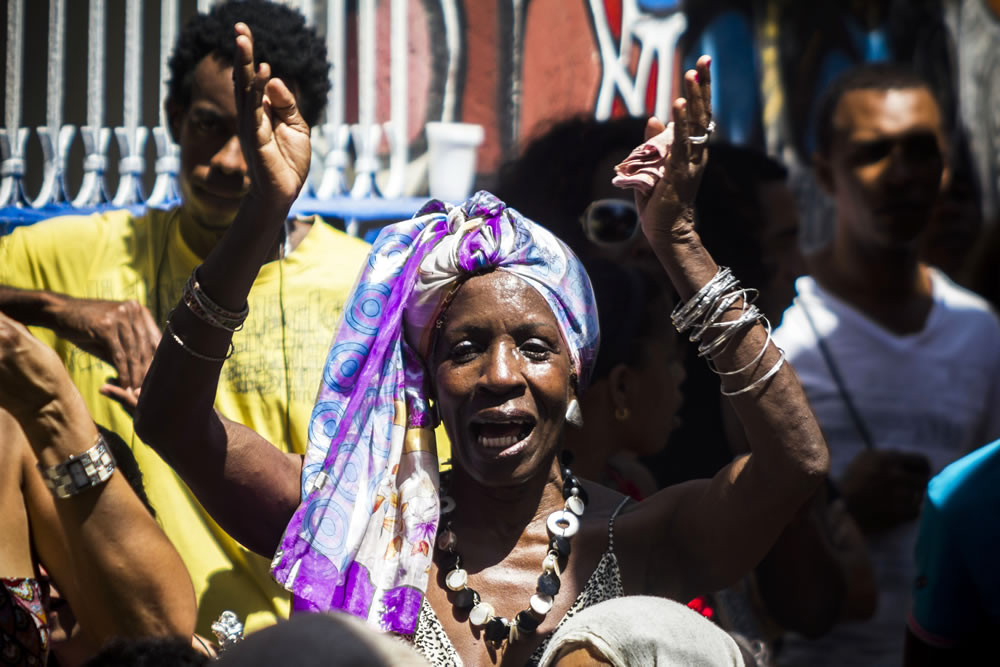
[0,208,372,635]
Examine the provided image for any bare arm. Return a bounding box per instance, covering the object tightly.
[619,57,829,598]
[134,22,307,556]
[0,314,196,647]
[0,284,160,393]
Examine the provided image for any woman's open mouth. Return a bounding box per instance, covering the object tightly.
[470,414,536,457]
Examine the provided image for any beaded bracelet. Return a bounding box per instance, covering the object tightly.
[165,319,234,363]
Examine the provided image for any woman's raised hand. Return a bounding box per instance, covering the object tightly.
[636,55,713,244]
[233,22,311,211]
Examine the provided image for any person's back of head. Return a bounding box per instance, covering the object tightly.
[538,596,745,666]
[694,143,789,292]
[214,612,430,666]
[496,115,649,256]
[167,0,330,127]
[83,637,208,667]
[583,257,672,384]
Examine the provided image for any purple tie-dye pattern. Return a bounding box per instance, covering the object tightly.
[272,191,599,635]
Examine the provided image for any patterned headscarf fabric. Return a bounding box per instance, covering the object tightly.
[271,191,599,635]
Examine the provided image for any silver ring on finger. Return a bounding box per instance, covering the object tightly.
[688,120,716,145]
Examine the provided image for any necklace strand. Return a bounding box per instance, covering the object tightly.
[435,462,589,646]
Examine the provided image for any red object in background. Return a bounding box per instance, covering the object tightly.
[687,595,716,621]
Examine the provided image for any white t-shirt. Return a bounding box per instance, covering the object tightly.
[774,269,1000,667]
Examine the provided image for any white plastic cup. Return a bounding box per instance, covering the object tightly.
[425,122,485,203]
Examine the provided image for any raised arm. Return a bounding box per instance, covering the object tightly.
[620,57,830,598]
[134,23,304,556]
[0,312,196,647]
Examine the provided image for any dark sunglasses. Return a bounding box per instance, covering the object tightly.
[580,198,641,247]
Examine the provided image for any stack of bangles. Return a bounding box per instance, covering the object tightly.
[671,267,785,396]
[165,267,249,363]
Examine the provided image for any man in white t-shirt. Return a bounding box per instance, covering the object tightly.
[774,63,1000,667]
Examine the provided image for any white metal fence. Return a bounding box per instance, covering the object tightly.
[1,0,459,221]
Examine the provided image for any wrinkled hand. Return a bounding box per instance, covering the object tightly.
[52,297,160,393]
[636,55,713,244]
[234,22,311,211]
[0,311,76,421]
[840,449,932,534]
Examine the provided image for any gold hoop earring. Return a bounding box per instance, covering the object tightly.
[614,407,630,422]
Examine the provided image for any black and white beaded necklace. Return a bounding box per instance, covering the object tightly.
[435,457,589,646]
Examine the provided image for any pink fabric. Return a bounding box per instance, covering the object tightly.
[610,122,674,195]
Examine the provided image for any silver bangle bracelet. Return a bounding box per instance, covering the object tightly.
[720,348,786,397]
[165,319,234,363]
[708,318,772,376]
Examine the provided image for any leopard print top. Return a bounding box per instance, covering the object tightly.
[408,496,630,666]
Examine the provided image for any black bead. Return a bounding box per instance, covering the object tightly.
[454,587,478,610]
[484,617,509,642]
[562,475,581,494]
[515,611,541,633]
[560,450,575,466]
[537,571,561,596]
[549,535,571,558]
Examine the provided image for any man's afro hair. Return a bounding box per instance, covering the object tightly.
[167,0,330,127]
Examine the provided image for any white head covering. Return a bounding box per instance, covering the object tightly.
[538,596,745,667]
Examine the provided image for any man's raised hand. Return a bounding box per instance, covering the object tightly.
[233,22,311,211]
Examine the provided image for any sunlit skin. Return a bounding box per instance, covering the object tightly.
[138,42,832,666]
[167,55,309,261]
[431,271,575,488]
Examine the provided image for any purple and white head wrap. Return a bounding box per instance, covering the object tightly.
[271,191,599,634]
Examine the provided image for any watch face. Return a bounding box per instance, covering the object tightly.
[68,459,90,488]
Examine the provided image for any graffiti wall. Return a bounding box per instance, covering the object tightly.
[367,0,998,219]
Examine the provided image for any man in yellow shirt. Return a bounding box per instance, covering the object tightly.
[0,0,370,636]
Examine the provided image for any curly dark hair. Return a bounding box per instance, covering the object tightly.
[167,0,330,127]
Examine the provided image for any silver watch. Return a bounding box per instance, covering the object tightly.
[37,433,116,499]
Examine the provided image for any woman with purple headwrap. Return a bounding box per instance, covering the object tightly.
[137,27,829,667]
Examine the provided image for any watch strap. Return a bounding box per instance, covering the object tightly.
[37,433,116,499]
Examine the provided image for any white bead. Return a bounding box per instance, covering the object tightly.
[565,495,585,516]
[446,568,468,591]
[546,509,580,538]
[440,495,456,515]
[469,602,495,627]
[530,593,554,615]
[542,553,560,575]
